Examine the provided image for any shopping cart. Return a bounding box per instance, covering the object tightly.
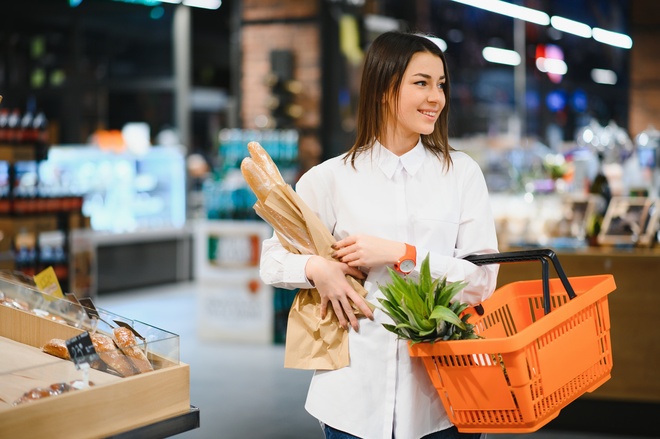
[408,248,615,433]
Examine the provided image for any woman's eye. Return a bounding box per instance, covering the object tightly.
[437,83,445,89]
[415,81,427,86]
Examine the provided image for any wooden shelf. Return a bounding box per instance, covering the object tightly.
[0,305,191,439]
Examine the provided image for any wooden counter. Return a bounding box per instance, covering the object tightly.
[0,306,191,439]
[496,247,660,403]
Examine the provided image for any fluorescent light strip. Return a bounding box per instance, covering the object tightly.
[482,47,521,66]
[592,27,633,49]
[182,0,221,8]
[453,1,633,50]
[550,16,591,38]
[591,68,617,85]
[452,0,550,26]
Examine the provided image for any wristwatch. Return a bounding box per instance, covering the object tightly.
[394,243,416,275]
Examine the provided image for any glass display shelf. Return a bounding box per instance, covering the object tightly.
[0,272,190,439]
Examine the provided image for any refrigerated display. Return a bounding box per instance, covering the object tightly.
[42,145,186,233]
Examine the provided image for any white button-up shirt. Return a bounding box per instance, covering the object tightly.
[260,140,499,439]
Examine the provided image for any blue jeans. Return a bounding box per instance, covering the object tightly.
[323,424,482,439]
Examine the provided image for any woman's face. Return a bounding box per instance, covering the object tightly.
[388,51,446,139]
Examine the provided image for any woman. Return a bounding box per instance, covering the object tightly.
[260,31,499,439]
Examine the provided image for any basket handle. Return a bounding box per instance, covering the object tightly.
[463,248,576,316]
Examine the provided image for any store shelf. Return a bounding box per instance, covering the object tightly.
[0,274,194,439]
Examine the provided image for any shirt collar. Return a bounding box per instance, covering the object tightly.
[375,139,426,179]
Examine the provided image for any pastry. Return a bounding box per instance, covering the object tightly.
[90,332,137,377]
[42,338,70,360]
[112,327,153,373]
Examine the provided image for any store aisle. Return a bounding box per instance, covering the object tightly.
[96,282,654,439]
[96,281,322,439]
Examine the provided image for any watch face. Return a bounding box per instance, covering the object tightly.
[400,259,415,273]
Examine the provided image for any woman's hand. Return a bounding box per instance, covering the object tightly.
[331,235,406,269]
[305,255,373,331]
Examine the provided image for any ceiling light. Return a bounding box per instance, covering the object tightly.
[451,0,550,26]
[536,57,567,75]
[425,36,448,52]
[182,0,221,9]
[550,16,591,38]
[592,28,633,49]
[482,47,521,66]
[591,68,617,85]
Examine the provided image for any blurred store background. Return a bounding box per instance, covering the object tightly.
[1,0,659,437]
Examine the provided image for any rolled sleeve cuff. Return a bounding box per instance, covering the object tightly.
[281,254,315,290]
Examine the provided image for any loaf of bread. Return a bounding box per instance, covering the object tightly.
[113,327,153,374]
[90,332,137,377]
[240,157,278,203]
[42,338,70,360]
[247,141,285,186]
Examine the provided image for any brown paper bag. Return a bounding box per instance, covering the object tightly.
[265,186,368,370]
[242,143,369,370]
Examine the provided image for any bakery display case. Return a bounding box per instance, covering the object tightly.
[0,272,194,439]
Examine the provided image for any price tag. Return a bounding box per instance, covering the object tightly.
[64,292,81,305]
[33,266,64,300]
[65,332,100,369]
[77,297,100,319]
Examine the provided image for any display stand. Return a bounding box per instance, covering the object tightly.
[0,275,194,439]
[193,219,274,343]
[106,406,200,439]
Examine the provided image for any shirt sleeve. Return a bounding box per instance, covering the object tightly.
[259,233,314,290]
[417,157,499,305]
[258,165,333,290]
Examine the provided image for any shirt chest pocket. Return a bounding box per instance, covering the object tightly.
[412,210,460,253]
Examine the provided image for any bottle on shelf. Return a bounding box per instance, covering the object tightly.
[19,110,35,145]
[0,109,9,144]
[586,152,612,244]
[7,109,21,146]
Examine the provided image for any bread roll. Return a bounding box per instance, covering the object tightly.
[42,338,70,360]
[90,332,137,377]
[113,327,153,374]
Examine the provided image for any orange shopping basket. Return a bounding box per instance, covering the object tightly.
[408,248,616,433]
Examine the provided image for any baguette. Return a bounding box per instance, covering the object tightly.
[254,202,315,254]
[241,157,277,203]
[113,327,153,374]
[90,332,137,377]
[247,141,285,186]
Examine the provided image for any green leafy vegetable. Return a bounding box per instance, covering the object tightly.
[376,253,480,344]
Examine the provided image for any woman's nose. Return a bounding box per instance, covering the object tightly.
[428,87,442,102]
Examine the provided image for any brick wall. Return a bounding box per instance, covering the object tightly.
[240,0,322,170]
[629,0,660,137]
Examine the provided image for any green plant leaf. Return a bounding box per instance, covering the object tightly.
[430,305,467,330]
[378,255,477,342]
[377,298,408,324]
[437,279,467,308]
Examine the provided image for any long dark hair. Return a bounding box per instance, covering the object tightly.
[345,31,454,170]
